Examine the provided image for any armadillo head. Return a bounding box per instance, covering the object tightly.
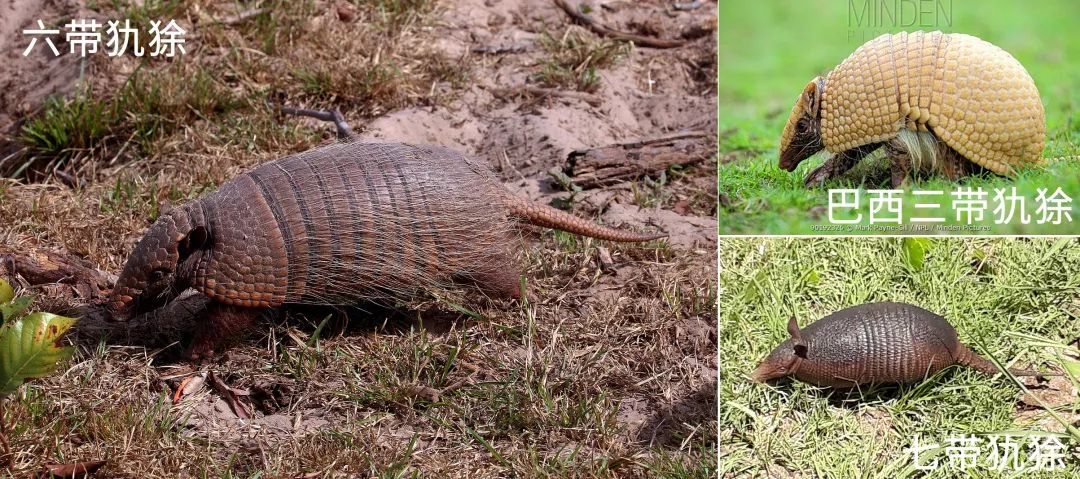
[109,207,209,321]
[750,316,808,382]
[778,76,826,172]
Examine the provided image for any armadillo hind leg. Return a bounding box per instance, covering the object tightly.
[940,144,987,180]
[185,303,265,360]
[885,130,983,185]
[804,142,882,187]
[940,144,964,180]
[455,260,523,300]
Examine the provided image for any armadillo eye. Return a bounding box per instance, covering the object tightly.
[149,268,168,282]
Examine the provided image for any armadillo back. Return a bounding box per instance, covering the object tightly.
[798,302,959,386]
[188,141,514,307]
[821,31,1044,174]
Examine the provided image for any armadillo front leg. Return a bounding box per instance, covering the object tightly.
[186,303,265,360]
[804,142,882,187]
[885,143,913,188]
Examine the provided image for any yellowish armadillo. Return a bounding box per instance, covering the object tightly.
[778,31,1045,187]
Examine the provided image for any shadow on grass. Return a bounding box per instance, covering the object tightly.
[70,295,486,362]
[636,382,718,448]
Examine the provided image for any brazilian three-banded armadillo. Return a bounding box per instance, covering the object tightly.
[751,302,1048,388]
[109,141,664,358]
[778,31,1045,188]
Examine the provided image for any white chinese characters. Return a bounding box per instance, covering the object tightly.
[23,19,185,57]
[910,433,1067,472]
[827,187,1074,226]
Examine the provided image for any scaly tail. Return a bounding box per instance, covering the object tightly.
[955,343,1059,378]
[504,195,666,242]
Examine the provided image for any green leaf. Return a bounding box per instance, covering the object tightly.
[901,237,931,271]
[306,314,333,350]
[0,279,12,304]
[741,270,768,303]
[1060,355,1080,378]
[0,312,76,397]
[0,295,33,322]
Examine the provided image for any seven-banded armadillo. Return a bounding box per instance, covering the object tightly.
[778,31,1045,188]
[751,302,1048,388]
[109,140,664,358]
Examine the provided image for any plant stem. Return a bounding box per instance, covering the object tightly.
[0,399,10,469]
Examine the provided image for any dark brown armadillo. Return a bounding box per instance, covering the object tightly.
[750,302,1048,388]
[109,141,665,358]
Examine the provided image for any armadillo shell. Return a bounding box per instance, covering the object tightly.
[821,31,1044,174]
[181,141,514,308]
[795,302,960,387]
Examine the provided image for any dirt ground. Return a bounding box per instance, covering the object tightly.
[0,0,717,477]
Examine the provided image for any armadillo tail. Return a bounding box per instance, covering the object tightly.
[504,195,666,243]
[956,343,1058,377]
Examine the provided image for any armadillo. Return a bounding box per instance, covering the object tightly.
[778,31,1045,188]
[108,140,664,358]
[750,302,1048,388]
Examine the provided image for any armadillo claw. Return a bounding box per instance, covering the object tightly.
[804,164,834,188]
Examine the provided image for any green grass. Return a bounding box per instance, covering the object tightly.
[537,27,630,92]
[18,66,247,177]
[719,237,1080,478]
[717,0,1080,234]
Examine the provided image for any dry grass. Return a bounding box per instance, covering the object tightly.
[0,1,717,477]
[536,27,630,92]
[0,236,715,477]
[7,0,465,181]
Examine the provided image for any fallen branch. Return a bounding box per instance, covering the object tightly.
[471,44,531,55]
[673,0,703,11]
[0,249,111,302]
[186,8,270,41]
[552,0,688,49]
[52,170,87,190]
[214,7,270,27]
[615,130,711,149]
[274,104,355,139]
[562,131,714,189]
[43,460,108,478]
[492,85,603,107]
[208,371,251,419]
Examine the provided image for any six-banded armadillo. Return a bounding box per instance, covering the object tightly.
[778,31,1045,188]
[751,302,1048,388]
[109,141,665,358]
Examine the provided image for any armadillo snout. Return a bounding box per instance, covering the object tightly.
[751,338,802,382]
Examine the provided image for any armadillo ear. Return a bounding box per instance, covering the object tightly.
[803,77,822,118]
[787,316,804,341]
[788,316,808,358]
[178,226,210,261]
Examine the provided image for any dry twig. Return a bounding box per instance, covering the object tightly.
[552,0,688,49]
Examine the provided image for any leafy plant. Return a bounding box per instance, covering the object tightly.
[0,278,76,465]
[901,237,931,271]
